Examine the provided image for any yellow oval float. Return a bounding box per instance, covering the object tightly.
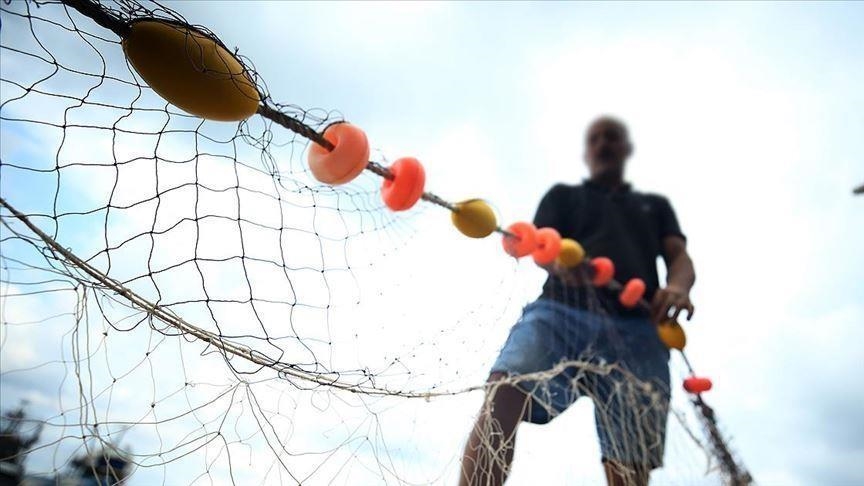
[451,199,497,238]
[556,238,585,268]
[122,20,260,122]
[657,320,687,350]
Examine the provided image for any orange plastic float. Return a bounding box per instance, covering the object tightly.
[382,157,425,211]
[502,222,537,258]
[307,123,370,185]
[683,376,713,394]
[619,278,646,308]
[657,320,687,350]
[451,199,498,238]
[556,238,585,268]
[591,257,615,286]
[532,227,562,266]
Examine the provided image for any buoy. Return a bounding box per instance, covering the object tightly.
[382,157,425,211]
[657,320,687,350]
[591,257,615,286]
[502,222,537,258]
[451,199,497,238]
[307,123,370,185]
[619,278,646,308]
[532,227,562,266]
[122,20,260,121]
[683,376,713,394]
[557,238,585,268]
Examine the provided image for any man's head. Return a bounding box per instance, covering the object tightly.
[584,116,632,182]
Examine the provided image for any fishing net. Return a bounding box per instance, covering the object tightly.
[0,1,749,484]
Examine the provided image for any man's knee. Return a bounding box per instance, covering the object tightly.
[602,459,651,486]
[486,373,524,402]
[482,372,532,421]
[487,371,508,383]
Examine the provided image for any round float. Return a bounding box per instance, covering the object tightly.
[591,257,615,286]
[619,278,646,308]
[502,222,537,258]
[683,376,713,394]
[307,123,370,185]
[557,238,585,268]
[122,19,260,121]
[657,320,687,350]
[451,199,497,238]
[532,227,562,266]
[382,157,425,211]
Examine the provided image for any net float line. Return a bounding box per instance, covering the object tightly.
[47,1,749,479]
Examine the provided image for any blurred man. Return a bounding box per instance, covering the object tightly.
[459,116,696,486]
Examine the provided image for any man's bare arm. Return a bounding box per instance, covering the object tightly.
[651,235,696,323]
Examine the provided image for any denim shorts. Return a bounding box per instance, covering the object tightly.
[491,298,671,468]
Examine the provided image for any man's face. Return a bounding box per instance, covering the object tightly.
[584,119,632,178]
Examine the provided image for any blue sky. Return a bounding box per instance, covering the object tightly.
[2,1,863,484]
[176,2,864,482]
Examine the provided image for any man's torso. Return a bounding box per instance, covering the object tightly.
[533,181,684,316]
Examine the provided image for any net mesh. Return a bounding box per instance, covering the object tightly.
[0,1,748,484]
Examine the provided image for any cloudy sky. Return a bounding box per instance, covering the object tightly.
[2,1,863,485]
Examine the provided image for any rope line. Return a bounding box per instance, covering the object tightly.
[0,196,472,399]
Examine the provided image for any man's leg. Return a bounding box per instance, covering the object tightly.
[459,373,532,486]
[594,317,671,486]
[603,460,650,486]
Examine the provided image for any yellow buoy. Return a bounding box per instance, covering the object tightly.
[122,20,260,122]
[556,238,585,268]
[657,320,687,350]
[451,199,497,238]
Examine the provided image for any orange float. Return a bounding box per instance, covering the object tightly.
[683,376,713,394]
[502,222,537,258]
[591,257,615,286]
[382,157,425,211]
[307,123,370,185]
[532,227,562,266]
[619,278,646,308]
[657,320,687,350]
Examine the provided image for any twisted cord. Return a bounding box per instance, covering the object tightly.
[61,0,130,37]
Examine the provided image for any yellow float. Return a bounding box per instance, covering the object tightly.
[451,199,497,238]
[556,238,585,268]
[122,20,260,121]
[657,320,687,350]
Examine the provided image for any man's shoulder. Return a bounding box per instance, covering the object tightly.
[630,190,677,217]
[549,182,581,190]
[632,189,671,205]
[550,181,594,194]
[544,182,582,198]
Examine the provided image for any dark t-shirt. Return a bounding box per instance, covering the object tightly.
[533,180,685,317]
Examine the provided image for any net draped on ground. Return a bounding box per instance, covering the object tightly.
[0,1,746,484]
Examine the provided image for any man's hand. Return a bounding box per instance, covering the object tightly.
[651,284,694,324]
[657,235,696,323]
